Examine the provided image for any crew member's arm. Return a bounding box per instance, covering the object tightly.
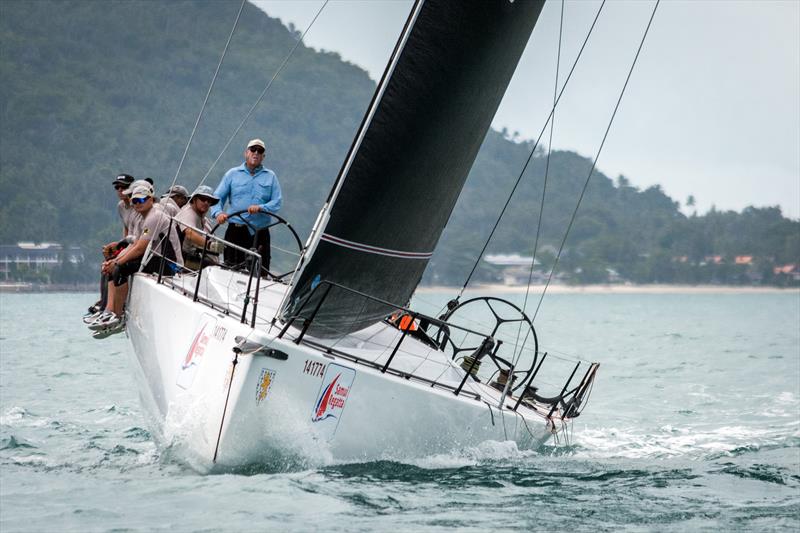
[101,238,147,274]
[211,173,232,224]
[102,240,118,258]
[183,227,207,248]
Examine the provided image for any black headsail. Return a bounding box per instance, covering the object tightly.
[284,0,545,336]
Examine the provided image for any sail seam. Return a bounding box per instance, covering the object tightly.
[321,234,433,259]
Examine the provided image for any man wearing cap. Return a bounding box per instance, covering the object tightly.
[161,185,190,217]
[100,174,139,256]
[88,182,184,335]
[114,174,137,237]
[211,138,282,273]
[84,173,138,322]
[174,185,222,270]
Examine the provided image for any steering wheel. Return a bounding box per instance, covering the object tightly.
[208,209,304,280]
[439,296,539,391]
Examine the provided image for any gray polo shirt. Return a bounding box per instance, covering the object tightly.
[174,205,211,255]
[117,200,141,237]
[140,206,184,266]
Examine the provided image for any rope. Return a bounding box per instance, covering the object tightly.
[169,0,246,191]
[512,0,565,366]
[531,0,660,324]
[197,0,330,187]
[453,0,607,303]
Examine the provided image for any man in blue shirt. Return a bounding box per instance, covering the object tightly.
[211,138,282,273]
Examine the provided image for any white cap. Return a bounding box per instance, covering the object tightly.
[130,183,155,200]
[247,138,265,150]
[123,179,153,195]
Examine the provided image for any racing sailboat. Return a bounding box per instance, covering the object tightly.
[125,0,598,471]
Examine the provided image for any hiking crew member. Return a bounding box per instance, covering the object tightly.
[174,185,221,270]
[161,185,189,217]
[211,138,282,273]
[84,174,136,321]
[88,182,184,336]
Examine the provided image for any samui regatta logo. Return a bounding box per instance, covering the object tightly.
[311,364,355,435]
[313,374,343,421]
[176,315,216,390]
[182,325,209,370]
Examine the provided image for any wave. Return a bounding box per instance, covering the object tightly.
[571,424,800,461]
[0,435,36,451]
[712,462,798,485]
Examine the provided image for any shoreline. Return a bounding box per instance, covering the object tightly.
[1,282,797,295]
[417,283,799,294]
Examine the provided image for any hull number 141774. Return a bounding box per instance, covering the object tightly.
[303,359,325,378]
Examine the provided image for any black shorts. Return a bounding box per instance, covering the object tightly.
[111,256,167,287]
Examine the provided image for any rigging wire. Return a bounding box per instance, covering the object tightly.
[512,0,565,366]
[530,0,660,324]
[196,0,329,188]
[169,0,246,192]
[451,0,607,307]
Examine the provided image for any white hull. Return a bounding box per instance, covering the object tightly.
[126,269,561,471]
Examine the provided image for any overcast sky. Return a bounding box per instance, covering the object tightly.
[252,0,800,219]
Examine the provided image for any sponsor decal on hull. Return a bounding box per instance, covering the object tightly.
[176,314,216,390]
[256,368,276,405]
[311,363,355,440]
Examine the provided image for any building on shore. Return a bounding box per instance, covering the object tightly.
[484,254,545,286]
[0,242,84,281]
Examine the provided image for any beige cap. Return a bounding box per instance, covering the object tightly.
[123,179,153,196]
[130,183,155,200]
[247,138,266,150]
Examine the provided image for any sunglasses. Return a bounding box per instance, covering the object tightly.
[114,184,127,191]
[195,196,212,203]
[248,146,265,155]
[131,197,149,205]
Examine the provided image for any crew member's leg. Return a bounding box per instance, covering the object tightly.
[223,224,252,268]
[109,261,140,317]
[99,273,108,309]
[112,283,128,317]
[255,228,270,275]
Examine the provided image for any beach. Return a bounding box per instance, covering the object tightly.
[418,283,799,294]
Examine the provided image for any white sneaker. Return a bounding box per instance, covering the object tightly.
[86,310,111,326]
[92,321,126,339]
[88,311,120,331]
[82,310,104,324]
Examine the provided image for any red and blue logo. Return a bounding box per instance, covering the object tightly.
[176,315,216,390]
[311,364,355,438]
[182,325,209,370]
[313,373,341,421]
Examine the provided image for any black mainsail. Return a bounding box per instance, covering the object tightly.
[284,0,545,335]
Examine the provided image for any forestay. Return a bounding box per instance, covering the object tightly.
[284,0,546,336]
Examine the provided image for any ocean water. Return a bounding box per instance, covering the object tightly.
[1,290,798,532]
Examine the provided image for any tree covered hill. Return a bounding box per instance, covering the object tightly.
[1,0,373,245]
[1,0,797,286]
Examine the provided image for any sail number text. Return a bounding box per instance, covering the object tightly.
[303,360,325,378]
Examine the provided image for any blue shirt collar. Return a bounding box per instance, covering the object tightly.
[241,161,263,175]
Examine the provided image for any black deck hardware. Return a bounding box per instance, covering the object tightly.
[455,337,495,396]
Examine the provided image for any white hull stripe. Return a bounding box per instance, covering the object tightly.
[320,233,433,260]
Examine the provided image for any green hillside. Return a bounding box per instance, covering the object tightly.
[1,0,797,286]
